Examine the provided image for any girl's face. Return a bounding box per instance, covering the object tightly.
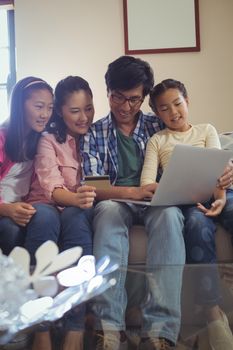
[155,88,190,132]
[24,89,54,133]
[61,90,94,137]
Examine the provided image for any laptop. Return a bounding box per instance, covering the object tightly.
[112,144,233,206]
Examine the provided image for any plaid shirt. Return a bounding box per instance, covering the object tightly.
[81,111,163,184]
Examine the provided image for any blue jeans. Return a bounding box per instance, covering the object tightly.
[25,203,94,331]
[24,203,94,262]
[183,189,233,306]
[219,189,233,235]
[0,217,25,255]
[92,200,185,344]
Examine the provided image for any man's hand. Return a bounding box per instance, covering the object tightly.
[128,183,157,200]
[197,199,225,217]
[217,160,233,189]
[1,202,36,226]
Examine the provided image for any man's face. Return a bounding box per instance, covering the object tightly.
[108,85,144,126]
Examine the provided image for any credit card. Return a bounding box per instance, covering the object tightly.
[84,175,111,190]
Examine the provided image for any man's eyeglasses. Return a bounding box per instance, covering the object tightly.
[110,92,144,107]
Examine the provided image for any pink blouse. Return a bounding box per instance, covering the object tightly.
[27,132,82,205]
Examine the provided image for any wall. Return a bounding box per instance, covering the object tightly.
[15,0,233,132]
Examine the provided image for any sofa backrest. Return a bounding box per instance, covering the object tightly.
[220,132,233,151]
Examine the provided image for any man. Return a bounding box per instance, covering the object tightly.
[82,55,185,350]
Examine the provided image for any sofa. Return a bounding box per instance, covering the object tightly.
[125,132,233,347]
[1,133,232,350]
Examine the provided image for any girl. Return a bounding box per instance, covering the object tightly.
[25,76,96,350]
[0,76,53,254]
[141,78,233,350]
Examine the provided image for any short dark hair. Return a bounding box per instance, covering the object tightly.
[4,76,53,162]
[105,56,154,97]
[47,76,93,143]
[149,78,188,113]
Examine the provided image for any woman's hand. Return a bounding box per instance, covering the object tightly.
[197,199,225,217]
[217,160,233,189]
[0,202,36,226]
[75,185,96,209]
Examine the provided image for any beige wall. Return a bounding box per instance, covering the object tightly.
[15,0,233,132]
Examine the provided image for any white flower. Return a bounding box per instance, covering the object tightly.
[0,241,118,344]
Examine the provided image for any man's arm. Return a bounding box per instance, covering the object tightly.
[95,183,156,201]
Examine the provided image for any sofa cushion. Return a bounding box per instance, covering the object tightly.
[219,132,233,151]
[128,224,233,265]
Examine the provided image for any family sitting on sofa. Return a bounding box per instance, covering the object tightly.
[0,55,233,350]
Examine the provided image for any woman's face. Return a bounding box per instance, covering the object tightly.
[24,89,54,133]
[61,90,94,136]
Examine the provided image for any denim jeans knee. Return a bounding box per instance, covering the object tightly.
[92,200,135,330]
[142,206,185,344]
[220,189,233,235]
[183,205,220,306]
[25,203,60,264]
[60,206,94,255]
[0,217,25,255]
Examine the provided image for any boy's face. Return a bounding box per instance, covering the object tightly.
[108,85,144,126]
[155,88,190,132]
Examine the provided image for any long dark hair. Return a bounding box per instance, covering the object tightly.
[47,76,93,143]
[4,76,53,162]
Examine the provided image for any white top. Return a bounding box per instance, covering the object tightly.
[0,161,33,202]
[140,123,221,185]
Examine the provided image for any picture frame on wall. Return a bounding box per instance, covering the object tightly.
[123,0,200,54]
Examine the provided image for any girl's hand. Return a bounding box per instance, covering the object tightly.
[75,185,96,209]
[197,199,225,217]
[217,160,233,189]
[3,202,36,226]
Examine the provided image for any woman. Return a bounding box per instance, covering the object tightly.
[0,76,53,254]
[25,76,96,350]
